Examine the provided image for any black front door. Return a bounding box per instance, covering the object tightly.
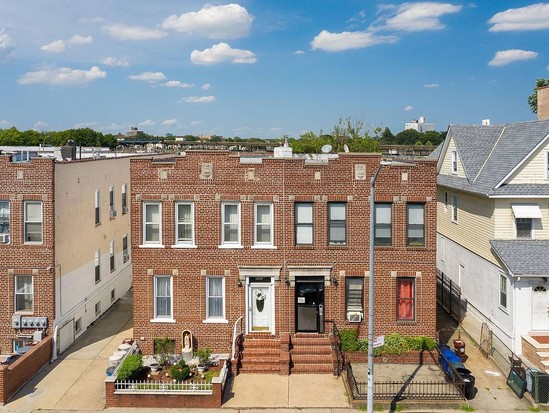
[295,278,324,333]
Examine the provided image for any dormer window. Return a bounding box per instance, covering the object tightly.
[451,151,458,173]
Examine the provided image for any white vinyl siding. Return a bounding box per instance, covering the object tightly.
[494,199,549,240]
[506,142,549,184]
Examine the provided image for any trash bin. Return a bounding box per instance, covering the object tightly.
[462,374,476,400]
[456,367,471,376]
[526,367,540,393]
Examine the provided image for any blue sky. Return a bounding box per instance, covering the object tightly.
[0,1,548,138]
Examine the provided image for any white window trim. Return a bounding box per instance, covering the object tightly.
[221,202,241,247]
[24,201,43,244]
[451,193,458,223]
[295,202,314,245]
[204,276,227,323]
[95,190,101,226]
[121,184,128,214]
[14,274,33,314]
[254,202,274,247]
[499,273,509,312]
[142,201,163,247]
[109,186,115,212]
[515,218,534,239]
[546,151,549,180]
[109,241,115,272]
[152,275,174,322]
[174,201,195,247]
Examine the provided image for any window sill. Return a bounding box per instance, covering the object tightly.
[251,245,277,249]
[218,244,243,249]
[295,244,315,249]
[202,319,229,324]
[139,244,165,248]
[150,318,176,323]
[498,305,509,315]
[396,320,417,325]
[171,244,197,249]
[24,242,43,246]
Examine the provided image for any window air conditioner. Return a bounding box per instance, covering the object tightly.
[110,209,117,219]
[123,253,129,262]
[0,233,9,243]
[347,311,363,323]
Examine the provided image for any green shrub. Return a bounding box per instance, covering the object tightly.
[194,346,212,365]
[339,329,360,352]
[380,333,409,355]
[154,337,176,366]
[117,354,143,381]
[170,361,191,381]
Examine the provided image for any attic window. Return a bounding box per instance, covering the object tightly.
[451,151,458,173]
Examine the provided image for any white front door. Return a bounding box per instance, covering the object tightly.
[249,283,272,332]
[532,286,549,330]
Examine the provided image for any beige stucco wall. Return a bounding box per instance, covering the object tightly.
[439,137,467,178]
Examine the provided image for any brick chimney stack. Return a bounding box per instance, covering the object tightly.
[539,86,549,120]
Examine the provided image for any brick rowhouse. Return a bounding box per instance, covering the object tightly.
[130,151,437,357]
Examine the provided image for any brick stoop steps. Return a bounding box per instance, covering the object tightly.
[240,333,334,375]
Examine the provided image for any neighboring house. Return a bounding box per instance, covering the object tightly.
[0,153,132,359]
[130,149,437,373]
[405,117,435,133]
[435,117,549,363]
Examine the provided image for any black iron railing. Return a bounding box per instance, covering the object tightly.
[330,321,345,377]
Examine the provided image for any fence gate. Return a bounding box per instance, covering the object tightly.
[479,322,493,358]
[437,270,464,321]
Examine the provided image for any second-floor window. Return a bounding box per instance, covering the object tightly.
[143,202,162,245]
[451,194,458,223]
[516,218,533,239]
[94,250,101,283]
[176,202,194,245]
[254,202,273,246]
[295,202,313,245]
[499,274,507,309]
[328,202,346,245]
[109,241,115,272]
[95,190,101,225]
[0,200,9,242]
[15,275,33,313]
[407,204,425,246]
[221,202,240,246]
[24,201,42,243]
[374,203,392,246]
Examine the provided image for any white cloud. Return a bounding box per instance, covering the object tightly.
[190,120,203,126]
[489,4,549,32]
[0,28,15,49]
[162,3,253,39]
[41,34,93,53]
[311,30,397,52]
[0,120,13,128]
[191,43,256,65]
[423,83,439,88]
[383,2,462,32]
[162,119,178,126]
[73,121,99,129]
[138,119,156,127]
[33,121,48,130]
[184,96,216,103]
[162,80,193,88]
[128,72,166,82]
[294,50,305,55]
[18,66,107,86]
[103,24,167,41]
[404,105,414,111]
[101,56,130,67]
[488,49,538,66]
[201,83,211,90]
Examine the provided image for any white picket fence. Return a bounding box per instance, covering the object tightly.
[115,379,213,395]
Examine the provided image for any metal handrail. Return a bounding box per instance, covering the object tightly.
[231,316,243,361]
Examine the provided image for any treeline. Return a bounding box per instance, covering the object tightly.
[0,127,118,148]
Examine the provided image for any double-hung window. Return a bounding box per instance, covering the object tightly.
[109,186,115,217]
[451,150,458,173]
[121,184,128,214]
[407,204,425,246]
[254,202,273,247]
[122,234,129,262]
[374,203,392,246]
[451,194,458,223]
[0,200,9,242]
[95,190,101,225]
[346,278,364,320]
[328,202,346,245]
[143,202,162,245]
[109,241,115,272]
[15,275,33,312]
[516,218,533,239]
[499,274,507,309]
[176,202,194,245]
[295,203,313,245]
[154,275,173,320]
[221,202,240,246]
[94,250,101,283]
[397,278,415,321]
[24,201,42,243]
[206,277,225,321]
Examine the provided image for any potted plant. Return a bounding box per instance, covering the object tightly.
[194,346,211,373]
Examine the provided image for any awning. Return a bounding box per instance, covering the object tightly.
[511,204,542,219]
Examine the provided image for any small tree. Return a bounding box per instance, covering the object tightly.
[154,337,175,367]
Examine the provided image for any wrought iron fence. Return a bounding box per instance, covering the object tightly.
[437,270,465,322]
[115,379,212,394]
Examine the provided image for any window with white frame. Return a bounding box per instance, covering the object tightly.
[0,200,9,240]
[176,202,194,245]
[95,301,101,316]
[451,194,458,223]
[109,186,115,213]
[516,218,533,239]
[15,275,33,312]
[109,241,115,272]
[154,275,173,319]
[206,277,225,320]
[451,150,458,173]
[94,250,101,283]
[374,203,392,246]
[122,234,129,262]
[254,202,273,246]
[24,201,42,243]
[221,202,240,246]
[499,274,507,309]
[346,277,364,316]
[547,152,549,179]
[143,202,162,245]
[95,190,101,225]
[407,204,425,246]
[328,202,346,245]
[295,202,313,245]
[121,184,128,214]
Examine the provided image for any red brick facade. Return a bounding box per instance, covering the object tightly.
[130,152,437,355]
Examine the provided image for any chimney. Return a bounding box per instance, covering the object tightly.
[538,86,549,120]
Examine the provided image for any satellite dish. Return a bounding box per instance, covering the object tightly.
[343,144,349,153]
[321,144,332,154]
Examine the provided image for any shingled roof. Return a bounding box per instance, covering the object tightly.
[491,240,549,276]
